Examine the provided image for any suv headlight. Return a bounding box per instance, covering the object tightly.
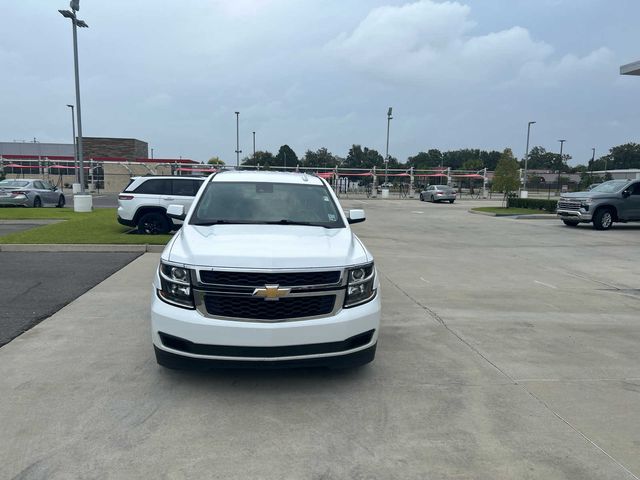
[158,261,194,309]
[344,262,376,308]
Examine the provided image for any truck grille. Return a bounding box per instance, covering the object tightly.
[199,270,341,287]
[557,198,581,211]
[203,294,336,320]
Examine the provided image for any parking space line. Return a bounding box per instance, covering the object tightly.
[534,280,557,289]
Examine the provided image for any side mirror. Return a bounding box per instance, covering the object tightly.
[167,204,186,221]
[622,190,631,198]
[347,209,366,224]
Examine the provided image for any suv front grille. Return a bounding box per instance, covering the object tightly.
[557,199,581,211]
[203,294,336,320]
[199,270,341,287]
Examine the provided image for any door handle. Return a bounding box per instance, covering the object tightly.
[162,197,175,201]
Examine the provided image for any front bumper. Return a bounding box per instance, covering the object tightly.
[557,209,592,222]
[151,286,381,367]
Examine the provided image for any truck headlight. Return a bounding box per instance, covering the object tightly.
[344,262,376,308]
[157,262,194,309]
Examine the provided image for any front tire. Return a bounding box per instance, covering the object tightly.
[592,208,613,230]
[562,220,579,227]
[449,200,455,204]
[419,194,424,201]
[137,212,171,234]
[56,195,65,208]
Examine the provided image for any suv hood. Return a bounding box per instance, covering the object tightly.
[166,224,370,269]
[561,191,618,199]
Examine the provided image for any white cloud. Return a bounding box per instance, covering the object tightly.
[325,0,611,86]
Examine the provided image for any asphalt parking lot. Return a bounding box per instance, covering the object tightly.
[1,199,639,479]
[0,252,142,347]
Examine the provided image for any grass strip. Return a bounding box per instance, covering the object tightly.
[0,208,171,244]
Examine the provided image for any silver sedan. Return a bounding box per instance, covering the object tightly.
[0,179,66,208]
[419,185,456,203]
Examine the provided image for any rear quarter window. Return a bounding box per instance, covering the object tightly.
[134,179,172,195]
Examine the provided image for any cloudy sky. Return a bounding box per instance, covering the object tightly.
[2,0,639,165]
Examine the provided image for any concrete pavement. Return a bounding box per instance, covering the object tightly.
[1,199,639,479]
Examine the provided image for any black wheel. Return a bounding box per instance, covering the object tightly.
[449,200,455,204]
[56,195,65,208]
[562,220,579,227]
[419,194,424,201]
[137,212,171,234]
[33,197,42,208]
[592,208,613,230]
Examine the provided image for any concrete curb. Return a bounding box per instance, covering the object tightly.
[468,209,555,220]
[0,244,165,253]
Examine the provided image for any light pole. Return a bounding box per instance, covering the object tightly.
[385,107,392,186]
[234,112,241,167]
[59,1,88,198]
[523,121,536,195]
[252,131,256,159]
[557,139,566,195]
[589,147,595,182]
[66,104,78,182]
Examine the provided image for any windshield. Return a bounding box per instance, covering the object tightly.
[590,180,629,193]
[190,181,345,228]
[0,180,29,188]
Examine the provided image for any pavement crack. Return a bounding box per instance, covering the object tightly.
[379,270,517,384]
[381,269,640,480]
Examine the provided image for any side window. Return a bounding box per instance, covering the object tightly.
[33,181,45,189]
[631,183,640,195]
[134,179,171,195]
[172,179,199,196]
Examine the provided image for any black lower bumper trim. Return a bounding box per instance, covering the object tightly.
[158,329,375,358]
[154,343,376,370]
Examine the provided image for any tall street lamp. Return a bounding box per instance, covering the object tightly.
[589,147,595,182]
[523,121,536,195]
[59,1,88,200]
[252,131,256,159]
[385,107,393,186]
[235,112,241,167]
[557,139,566,195]
[66,104,78,182]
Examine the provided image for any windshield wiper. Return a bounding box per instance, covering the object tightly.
[264,219,330,228]
[191,220,253,226]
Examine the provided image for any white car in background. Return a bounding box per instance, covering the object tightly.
[117,176,205,234]
[151,170,381,369]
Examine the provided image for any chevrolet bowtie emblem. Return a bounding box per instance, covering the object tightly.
[252,284,291,301]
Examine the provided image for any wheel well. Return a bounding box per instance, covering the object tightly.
[593,205,618,222]
[133,206,168,225]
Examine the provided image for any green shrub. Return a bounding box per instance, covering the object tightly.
[507,197,557,213]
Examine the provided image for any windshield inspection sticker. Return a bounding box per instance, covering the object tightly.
[328,213,336,221]
[323,196,330,202]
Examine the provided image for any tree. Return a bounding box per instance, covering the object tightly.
[407,149,443,169]
[301,147,341,168]
[241,150,276,167]
[492,148,520,204]
[207,156,225,165]
[524,146,571,172]
[462,158,483,171]
[275,145,298,169]
[343,145,386,169]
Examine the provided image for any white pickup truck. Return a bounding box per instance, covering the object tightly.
[151,170,381,369]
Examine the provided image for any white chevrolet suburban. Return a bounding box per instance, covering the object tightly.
[151,170,381,369]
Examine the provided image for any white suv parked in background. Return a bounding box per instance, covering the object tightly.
[151,170,381,369]
[117,176,205,234]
